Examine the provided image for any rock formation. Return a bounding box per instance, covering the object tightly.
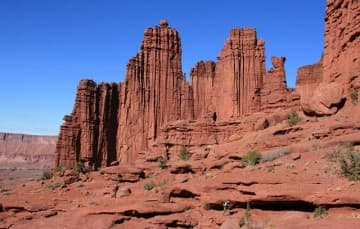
[323,0,360,89]
[214,28,265,119]
[261,56,300,111]
[300,0,359,115]
[56,0,359,168]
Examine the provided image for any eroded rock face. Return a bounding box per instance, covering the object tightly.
[297,0,359,115]
[56,0,358,168]
[323,0,360,90]
[56,21,194,168]
[261,57,300,111]
[191,61,216,119]
[214,28,265,119]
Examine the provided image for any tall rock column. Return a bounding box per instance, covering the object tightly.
[214,28,265,119]
[116,20,194,162]
[190,61,216,119]
[55,79,99,168]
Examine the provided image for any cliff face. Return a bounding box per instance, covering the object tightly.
[295,0,359,115]
[323,0,360,90]
[0,132,56,169]
[214,28,265,119]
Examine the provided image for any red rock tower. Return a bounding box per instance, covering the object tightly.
[214,28,265,119]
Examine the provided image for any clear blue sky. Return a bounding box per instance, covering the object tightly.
[0,0,325,135]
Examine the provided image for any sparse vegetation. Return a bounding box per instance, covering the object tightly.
[157,156,167,169]
[350,89,358,105]
[287,110,301,126]
[55,166,66,172]
[41,168,52,180]
[75,161,85,173]
[178,146,190,161]
[242,151,262,166]
[143,180,156,191]
[313,206,328,219]
[340,150,360,181]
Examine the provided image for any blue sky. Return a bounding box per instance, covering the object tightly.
[0,0,325,135]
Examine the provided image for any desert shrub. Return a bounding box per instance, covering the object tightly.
[143,180,156,191]
[350,89,358,105]
[287,110,301,126]
[178,146,190,161]
[340,150,360,181]
[41,168,52,180]
[157,157,167,169]
[242,151,262,166]
[313,206,328,218]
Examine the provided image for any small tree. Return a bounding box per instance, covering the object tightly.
[178,146,190,161]
[287,110,301,126]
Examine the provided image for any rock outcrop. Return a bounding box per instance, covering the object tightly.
[299,0,359,115]
[261,57,300,111]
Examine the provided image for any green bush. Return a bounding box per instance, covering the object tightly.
[340,150,360,181]
[143,180,156,191]
[41,168,52,180]
[178,146,190,161]
[157,157,167,169]
[242,151,262,166]
[350,89,358,105]
[287,110,301,126]
[313,206,328,218]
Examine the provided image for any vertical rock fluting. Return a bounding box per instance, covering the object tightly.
[190,61,216,119]
[214,28,265,119]
[56,80,122,168]
[323,0,360,90]
[116,20,194,163]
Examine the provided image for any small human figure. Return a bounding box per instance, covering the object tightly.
[223,200,230,215]
[212,112,217,123]
[111,183,119,198]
